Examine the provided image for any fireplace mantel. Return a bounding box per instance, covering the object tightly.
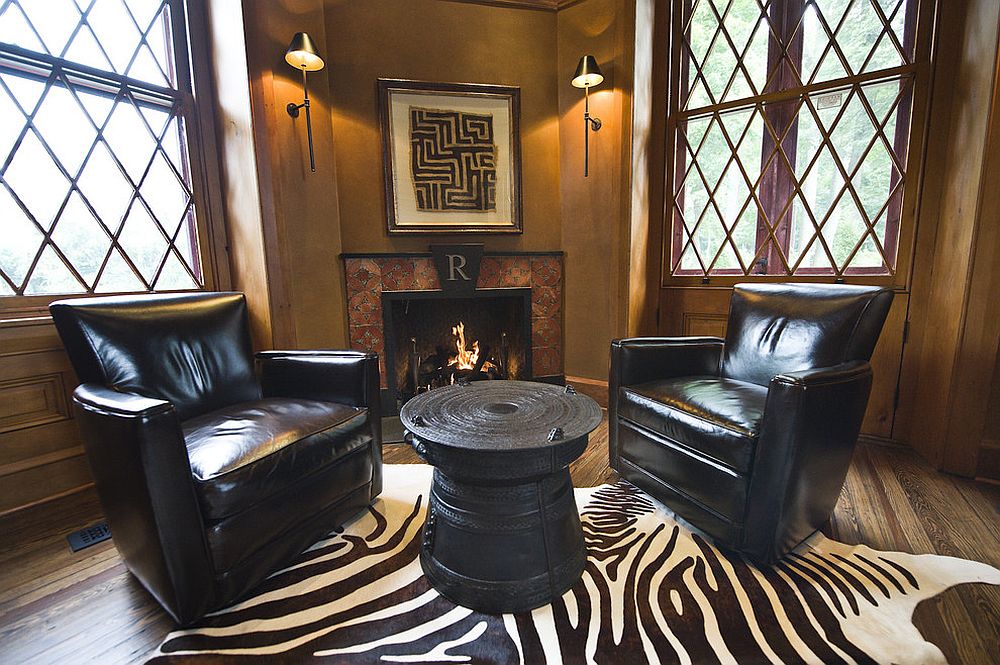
[342,251,564,391]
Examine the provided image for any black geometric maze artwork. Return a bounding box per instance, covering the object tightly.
[409,107,497,212]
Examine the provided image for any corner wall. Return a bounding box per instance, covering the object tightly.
[557,0,634,379]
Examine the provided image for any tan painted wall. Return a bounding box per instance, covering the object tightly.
[557,0,632,379]
[324,0,561,255]
[233,0,565,353]
[239,0,348,349]
[236,0,634,379]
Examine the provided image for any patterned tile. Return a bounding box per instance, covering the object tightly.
[530,256,561,287]
[477,257,501,288]
[345,258,381,298]
[499,257,531,287]
[412,258,440,290]
[532,346,561,376]
[531,286,560,318]
[349,325,384,356]
[348,289,382,327]
[532,316,561,348]
[381,258,415,291]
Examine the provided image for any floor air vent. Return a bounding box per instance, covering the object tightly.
[67,522,111,552]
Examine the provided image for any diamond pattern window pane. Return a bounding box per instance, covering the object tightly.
[18,0,81,58]
[0,185,44,288]
[33,85,97,177]
[119,202,168,284]
[25,245,85,295]
[51,192,112,287]
[0,0,204,298]
[672,0,917,277]
[4,131,71,231]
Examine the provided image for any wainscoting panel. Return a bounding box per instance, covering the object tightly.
[0,323,90,517]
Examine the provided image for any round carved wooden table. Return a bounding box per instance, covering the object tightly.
[400,380,603,614]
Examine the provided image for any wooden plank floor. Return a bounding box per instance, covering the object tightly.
[2,409,999,663]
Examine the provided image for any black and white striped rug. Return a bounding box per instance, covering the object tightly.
[150,465,999,664]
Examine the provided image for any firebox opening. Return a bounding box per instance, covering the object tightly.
[383,289,532,410]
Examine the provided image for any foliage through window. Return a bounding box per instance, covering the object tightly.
[670,0,917,277]
[0,0,203,297]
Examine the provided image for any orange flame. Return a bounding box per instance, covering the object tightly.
[448,322,496,372]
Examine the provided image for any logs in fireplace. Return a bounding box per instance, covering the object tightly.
[405,322,509,396]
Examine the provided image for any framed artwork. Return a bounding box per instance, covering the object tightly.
[378,78,522,235]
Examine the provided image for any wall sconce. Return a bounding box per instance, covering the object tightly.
[285,32,325,172]
[571,54,604,177]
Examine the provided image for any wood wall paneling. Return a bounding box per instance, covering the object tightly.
[0,374,68,434]
[895,0,1000,475]
[203,2,275,350]
[0,329,90,517]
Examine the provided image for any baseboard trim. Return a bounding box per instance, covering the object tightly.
[0,481,95,518]
[857,433,908,449]
[565,375,608,387]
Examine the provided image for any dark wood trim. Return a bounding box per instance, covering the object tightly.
[0,447,86,479]
[183,0,232,293]
[341,251,564,259]
[0,481,94,518]
[436,0,585,10]
[441,0,558,10]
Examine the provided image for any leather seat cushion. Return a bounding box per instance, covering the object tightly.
[184,397,370,520]
[619,376,766,473]
[205,445,373,573]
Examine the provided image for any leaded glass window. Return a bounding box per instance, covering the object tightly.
[670,0,919,277]
[0,0,203,297]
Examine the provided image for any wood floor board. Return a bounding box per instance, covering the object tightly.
[1,417,998,664]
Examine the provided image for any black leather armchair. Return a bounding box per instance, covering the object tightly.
[50,292,382,624]
[610,283,893,564]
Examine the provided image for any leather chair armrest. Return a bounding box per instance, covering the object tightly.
[742,360,873,563]
[608,337,724,470]
[74,383,174,417]
[610,337,725,388]
[257,350,383,500]
[257,350,379,408]
[771,360,871,387]
[72,383,213,625]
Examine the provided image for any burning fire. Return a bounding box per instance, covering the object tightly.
[448,322,496,372]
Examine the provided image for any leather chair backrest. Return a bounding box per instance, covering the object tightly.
[50,292,260,421]
[721,283,894,387]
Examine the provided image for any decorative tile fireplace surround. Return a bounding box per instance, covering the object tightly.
[342,249,564,411]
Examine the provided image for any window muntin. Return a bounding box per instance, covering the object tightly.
[0,0,202,297]
[670,0,917,278]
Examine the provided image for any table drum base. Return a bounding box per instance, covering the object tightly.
[420,467,587,614]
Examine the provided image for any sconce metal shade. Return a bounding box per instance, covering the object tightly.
[571,55,604,88]
[285,32,325,71]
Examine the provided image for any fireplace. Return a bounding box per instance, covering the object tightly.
[383,289,531,406]
[342,248,564,416]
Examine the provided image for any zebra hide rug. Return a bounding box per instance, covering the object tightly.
[150,464,1000,664]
